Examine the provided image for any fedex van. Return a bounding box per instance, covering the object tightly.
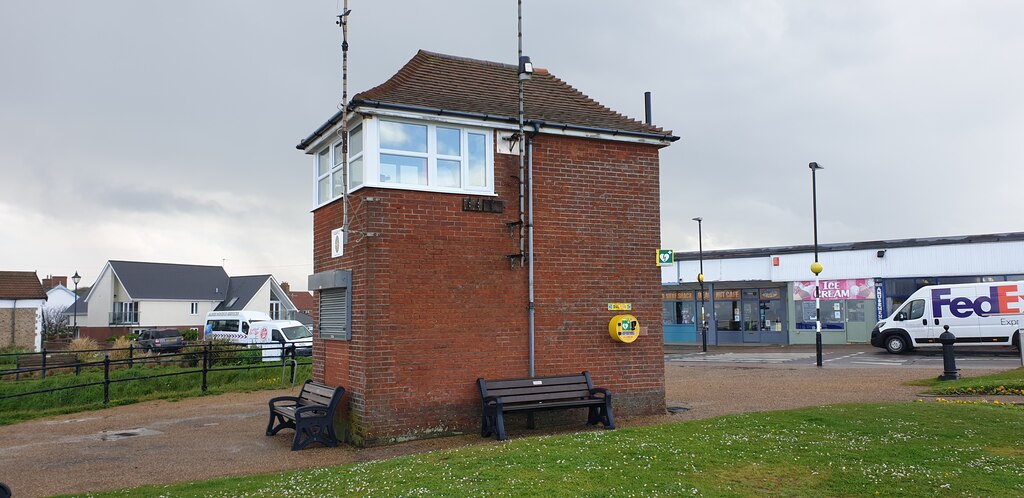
[871,281,1024,354]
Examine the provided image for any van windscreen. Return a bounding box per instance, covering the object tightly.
[282,325,312,341]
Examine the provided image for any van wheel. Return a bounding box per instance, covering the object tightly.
[1013,332,1020,352]
[884,334,909,354]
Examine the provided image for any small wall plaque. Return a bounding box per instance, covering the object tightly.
[463,198,503,213]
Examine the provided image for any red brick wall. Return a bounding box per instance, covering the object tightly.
[312,132,665,445]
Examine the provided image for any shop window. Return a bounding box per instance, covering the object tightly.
[714,300,741,331]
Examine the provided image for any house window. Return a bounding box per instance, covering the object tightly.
[190,302,198,315]
[317,125,365,205]
[269,301,281,320]
[111,301,138,325]
[314,118,493,207]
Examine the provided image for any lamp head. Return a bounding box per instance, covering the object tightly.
[72,271,81,285]
[809,162,823,171]
[692,217,702,223]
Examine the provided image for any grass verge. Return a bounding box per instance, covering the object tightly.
[911,367,1024,395]
[0,359,311,425]
[74,402,1024,497]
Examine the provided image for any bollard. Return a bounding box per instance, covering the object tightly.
[938,325,960,381]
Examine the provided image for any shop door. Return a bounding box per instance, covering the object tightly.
[742,298,760,342]
[846,300,870,343]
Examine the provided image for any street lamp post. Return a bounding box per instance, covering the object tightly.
[809,162,824,367]
[72,271,81,339]
[693,217,707,352]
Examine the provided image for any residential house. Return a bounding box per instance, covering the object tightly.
[0,271,47,351]
[77,261,298,340]
[299,50,677,445]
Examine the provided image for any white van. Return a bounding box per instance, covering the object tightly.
[247,320,313,361]
[204,310,271,342]
[871,281,1024,354]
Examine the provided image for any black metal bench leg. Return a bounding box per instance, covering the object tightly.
[481,411,493,438]
[495,411,508,441]
[602,399,616,430]
[266,412,294,436]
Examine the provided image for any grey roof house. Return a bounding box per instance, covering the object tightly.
[76,261,297,340]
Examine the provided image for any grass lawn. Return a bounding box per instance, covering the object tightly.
[912,367,1024,396]
[75,402,1024,497]
[0,359,311,425]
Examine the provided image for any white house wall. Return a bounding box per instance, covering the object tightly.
[85,267,115,327]
[137,301,217,328]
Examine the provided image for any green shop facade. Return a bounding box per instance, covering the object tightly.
[661,232,1024,346]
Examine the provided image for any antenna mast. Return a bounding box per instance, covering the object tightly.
[336,2,352,244]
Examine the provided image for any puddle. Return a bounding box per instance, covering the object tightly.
[666,405,690,415]
[94,428,162,441]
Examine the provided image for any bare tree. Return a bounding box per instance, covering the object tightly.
[42,305,71,340]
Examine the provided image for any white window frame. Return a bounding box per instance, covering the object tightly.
[269,301,281,320]
[189,302,198,316]
[313,116,494,208]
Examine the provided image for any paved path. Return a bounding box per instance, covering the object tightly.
[0,359,1009,497]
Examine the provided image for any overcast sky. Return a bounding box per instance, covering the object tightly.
[2,1,1022,290]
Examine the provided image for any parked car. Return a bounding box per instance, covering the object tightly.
[133,329,185,353]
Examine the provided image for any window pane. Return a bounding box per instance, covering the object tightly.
[318,176,330,203]
[438,159,461,188]
[437,127,461,156]
[380,121,427,153]
[380,154,427,185]
[468,133,486,187]
[333,141,344,165]
[317,149,329,176]
[350,157,363,188]
[332,169,345,199]
[349,124,363,157]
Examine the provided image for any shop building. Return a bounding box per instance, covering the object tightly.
[661,232,1024,346]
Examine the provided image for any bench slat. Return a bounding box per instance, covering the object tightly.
[485,382,590,398]
[503,398,604,411]
[484,374,590,390]
[493,389,593,405]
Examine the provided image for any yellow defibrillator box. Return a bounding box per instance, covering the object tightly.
[609,314,640,343]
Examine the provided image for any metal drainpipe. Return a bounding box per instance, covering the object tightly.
[10,299,16,346]
[527,132,535,378]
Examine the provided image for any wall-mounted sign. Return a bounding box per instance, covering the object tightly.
[793,279,876,301]
[462,198,503,213]
[331,228,344,258]
[657,249,674,266]
[607,303,632,311]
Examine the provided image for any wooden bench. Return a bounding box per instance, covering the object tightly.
[266,380,345,451]
[477,371,615,441]
[15,353,80,380]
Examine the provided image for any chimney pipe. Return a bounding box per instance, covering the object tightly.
[644,91,652,125]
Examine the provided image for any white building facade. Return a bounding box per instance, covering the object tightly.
[661,233,1024,345]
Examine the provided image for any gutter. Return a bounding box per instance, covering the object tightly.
[296,99,680,151]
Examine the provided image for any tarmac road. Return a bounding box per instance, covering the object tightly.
[0,353,1013,497]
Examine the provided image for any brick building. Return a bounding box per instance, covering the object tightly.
[0,271,47,351]
[298,51,678,445]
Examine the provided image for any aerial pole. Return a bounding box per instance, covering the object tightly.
[336,2,352,243]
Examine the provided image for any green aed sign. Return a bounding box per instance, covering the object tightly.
[657,249,674,267]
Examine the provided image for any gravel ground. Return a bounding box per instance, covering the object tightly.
[0,360,1006,497]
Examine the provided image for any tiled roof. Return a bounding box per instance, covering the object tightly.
[215,275,271,311]
[299,50,677,149]
[288,291,315,313]
[109,261,229,301]
[0,271,46,300]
